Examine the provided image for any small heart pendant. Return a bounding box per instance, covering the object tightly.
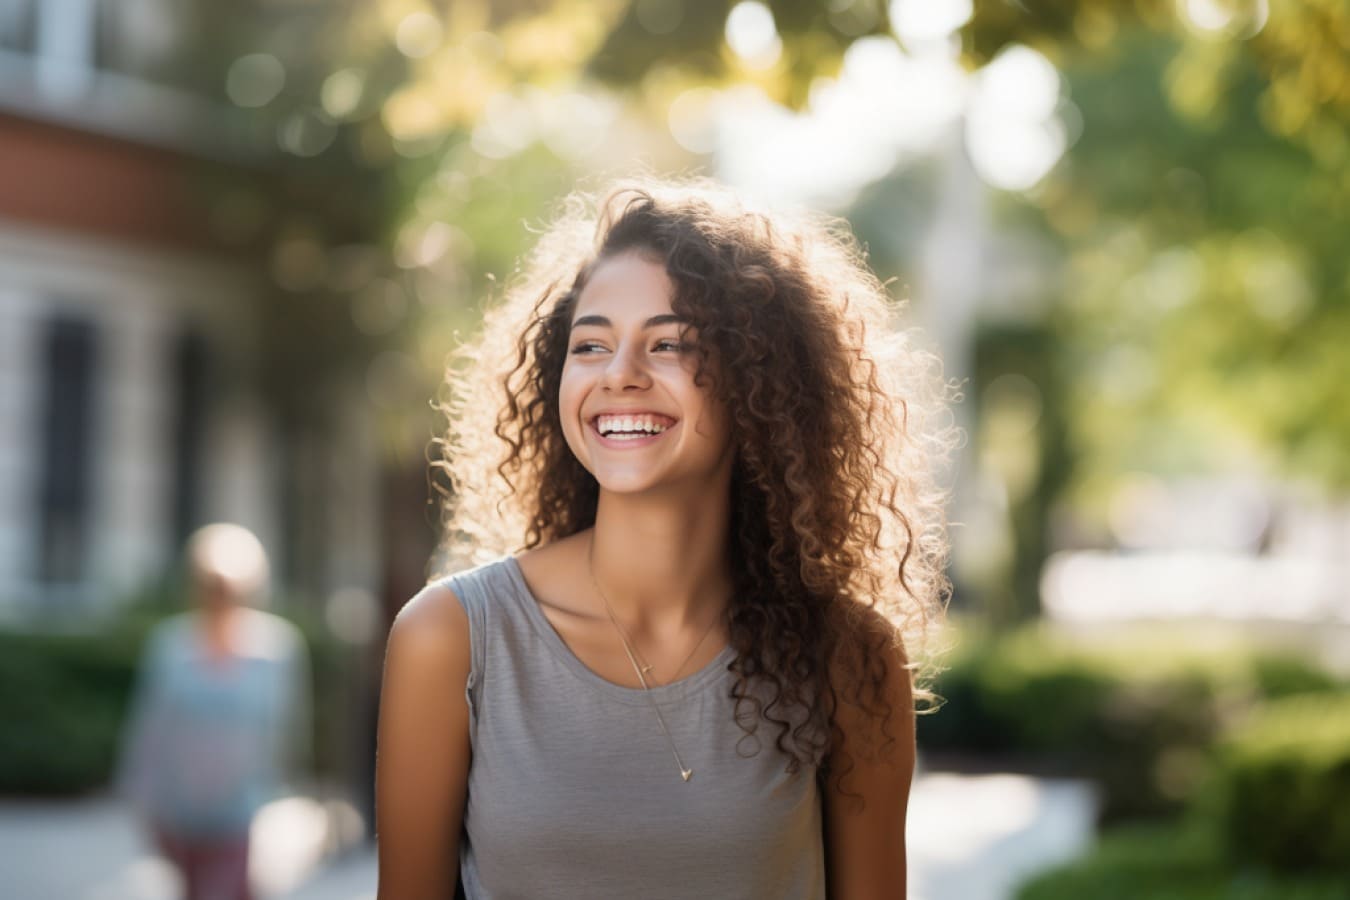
[681,769,693,781]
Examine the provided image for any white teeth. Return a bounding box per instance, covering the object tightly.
[596,414,671,437]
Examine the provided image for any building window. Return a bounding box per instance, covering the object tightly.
[37,315,98,585]
[95,0,186,81]
[33,0,97,96]
[0,0,36,53]
[1,0,188,79]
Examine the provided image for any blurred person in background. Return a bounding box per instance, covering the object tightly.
[377,177,953,899]
[118,523,312,900]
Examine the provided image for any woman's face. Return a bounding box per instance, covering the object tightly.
[558,251,734,497]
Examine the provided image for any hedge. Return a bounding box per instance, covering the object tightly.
[1208,692,1350,872]
[0,602,357,796]
[1015,819,1350,900]
[918,623,1344,821]
[0,629,145,794]
[1015,684,1350,896]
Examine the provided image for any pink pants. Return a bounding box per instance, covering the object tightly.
[154,827,254,900]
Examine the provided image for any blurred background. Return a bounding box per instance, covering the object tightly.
[1,0,1347,898]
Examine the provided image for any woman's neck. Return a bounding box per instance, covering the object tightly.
[197,604,244,658]
[589,488,733,631]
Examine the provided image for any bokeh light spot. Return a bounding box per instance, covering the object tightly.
[396,11,444,59]
[470,91,538,159]
[636,0,684,35]
[890,0,972,44]
[277,109,337,157]
[828,0,881,38]
[382,86,445,142]
[1179,0,1268,38]
[321,68,366,120]
[966,45,1066,191]
[325,587,382,644]
[726,2,782,70]
[668,87,720,154]
[225,53,285,108]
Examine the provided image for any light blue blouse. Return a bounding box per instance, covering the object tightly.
[117,610,310,837]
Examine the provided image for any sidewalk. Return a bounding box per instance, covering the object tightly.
[907,772,1098,900]
[1,771,1095,900]
[0,792,372,900]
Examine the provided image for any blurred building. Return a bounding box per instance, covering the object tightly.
[0,0,382,622]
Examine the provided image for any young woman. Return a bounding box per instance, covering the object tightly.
[376,177,952,899]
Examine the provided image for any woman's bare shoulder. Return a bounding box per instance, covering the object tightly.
[834,601,909,655]
[385,578,471,672]
[828,603,914,725]
[377,579,473,898]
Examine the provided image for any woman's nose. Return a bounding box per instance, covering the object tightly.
[601,342,651,391]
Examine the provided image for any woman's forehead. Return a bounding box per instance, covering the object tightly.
[572,252,675,323]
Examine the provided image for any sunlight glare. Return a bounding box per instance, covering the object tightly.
[890,0,973,44]
[1180,0,1269,37]
[250,796,329,895]
[966,45,1066,191]
[726,2,783,70]
[715,37,969,208]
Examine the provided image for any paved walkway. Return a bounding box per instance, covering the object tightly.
[2,770,1096,900]
[906,772,1098,900]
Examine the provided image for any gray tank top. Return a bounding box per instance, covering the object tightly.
[443,556,825,900]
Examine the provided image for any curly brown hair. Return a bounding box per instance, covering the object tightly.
[432,175,953,782]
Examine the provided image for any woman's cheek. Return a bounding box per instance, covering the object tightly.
[557,377,589,466]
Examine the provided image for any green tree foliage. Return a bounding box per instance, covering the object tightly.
[589,0,894,106]
[169,0,1350,495]
[963,0,1350,146]
[1063,54,1342,494]
[178,0,918,457]
[962,2,1350,493]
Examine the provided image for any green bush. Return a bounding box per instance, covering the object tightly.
[0,629,145,794]
[1249,655,1342,699]
[1016,819,1350,900]
[919,624,1343,821]
[0,606,355,796]
[1209,693,1350,872]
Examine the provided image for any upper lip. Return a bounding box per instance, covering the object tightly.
[587,409,679,424]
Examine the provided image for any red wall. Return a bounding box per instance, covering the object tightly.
[0,113,212,250]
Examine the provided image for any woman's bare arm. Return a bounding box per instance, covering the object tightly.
[376,583,473,900]
[823,629,916,900]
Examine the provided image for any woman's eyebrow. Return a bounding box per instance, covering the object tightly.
[570,313,686,329]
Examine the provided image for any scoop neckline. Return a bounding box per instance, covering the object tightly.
[501,555,736,706]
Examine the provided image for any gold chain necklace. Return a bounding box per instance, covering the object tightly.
[587,538,722,783]
[604,591,721,686]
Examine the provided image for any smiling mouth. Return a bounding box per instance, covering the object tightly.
[590,413,678,439]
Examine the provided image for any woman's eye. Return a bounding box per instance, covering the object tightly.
[568,339,689,355]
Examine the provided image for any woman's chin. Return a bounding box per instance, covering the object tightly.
[593,473,662,496]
